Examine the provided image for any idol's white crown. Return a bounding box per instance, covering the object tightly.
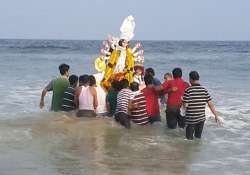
[120,15,135,41]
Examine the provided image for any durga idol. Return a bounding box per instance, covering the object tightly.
[95,15,144,90]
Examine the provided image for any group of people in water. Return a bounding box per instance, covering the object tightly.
[39,63,222,140]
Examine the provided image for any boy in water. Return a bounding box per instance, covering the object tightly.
[129,82,149,125]
[61,74,78,112]
[161,72,173,105]
[40,63,70,111]
[182,71,222,140]
[164,72,173,82]
[114,79,132,128]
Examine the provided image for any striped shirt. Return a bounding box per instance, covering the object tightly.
[130,91,149,125]
[61,86,76,111]
[182,84,211,124]
[115,88,132,115]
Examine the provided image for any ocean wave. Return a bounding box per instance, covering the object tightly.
[8,45,72,50]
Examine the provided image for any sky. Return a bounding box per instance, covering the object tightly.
[0,0,250,41]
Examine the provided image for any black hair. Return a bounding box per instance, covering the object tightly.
[120,79,129,89]
[59,63,70,75]
[144,74,154,86]
[130,82,139,92]
[69,74,78,86]
[189,71,200,81]
[164,72,172,78]
[118,39,125,47]
[88,75,96,86]
[79,74,89,86]
[145,68,155,76]
[111,80,121,91]
[172,68,182,79]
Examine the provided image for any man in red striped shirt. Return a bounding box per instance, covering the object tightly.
[129,82,149,125]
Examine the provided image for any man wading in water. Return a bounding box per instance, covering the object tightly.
[40,63,70,111]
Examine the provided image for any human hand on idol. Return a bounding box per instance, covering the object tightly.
[135,42,141,49]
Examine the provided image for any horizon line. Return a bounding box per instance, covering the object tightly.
[0,37,250,42]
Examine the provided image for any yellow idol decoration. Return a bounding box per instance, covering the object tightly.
[101,47,134,90]
[94,57,106,72]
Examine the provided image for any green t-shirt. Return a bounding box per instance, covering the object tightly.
[50,77,69,111]
[106,90,118,115]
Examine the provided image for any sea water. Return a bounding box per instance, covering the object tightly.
[0,39,250,175]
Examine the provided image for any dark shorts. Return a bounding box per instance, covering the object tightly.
[96,112,108,117]
[114,112,131,129]
[149,114,161,124]
[186,121,205,140]
[77,110,96,118]
[107,112,115,117]
[166,106,185,129]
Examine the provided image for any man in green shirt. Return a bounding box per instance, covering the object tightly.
[40,63,70,111]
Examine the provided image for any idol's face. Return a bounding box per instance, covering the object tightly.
[122,40,129,48]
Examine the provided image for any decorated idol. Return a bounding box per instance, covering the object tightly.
[94,15,145,90]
